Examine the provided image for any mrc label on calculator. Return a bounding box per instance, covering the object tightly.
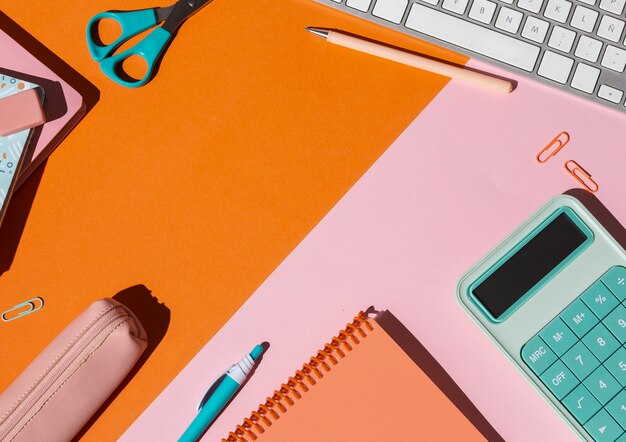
[458,195,626,442]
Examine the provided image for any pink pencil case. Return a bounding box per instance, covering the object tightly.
[0,298,147,441]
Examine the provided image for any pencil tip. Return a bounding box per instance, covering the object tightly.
[305,27,329,39]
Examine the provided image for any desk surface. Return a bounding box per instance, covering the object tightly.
[0,0,464,439]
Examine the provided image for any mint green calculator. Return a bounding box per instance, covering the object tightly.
[458,195,626,441]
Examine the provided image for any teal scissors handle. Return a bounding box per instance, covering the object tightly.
[86,9,172,88]
[87,9,159,61]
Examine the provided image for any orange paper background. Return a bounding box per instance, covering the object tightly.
[0,0,466,439]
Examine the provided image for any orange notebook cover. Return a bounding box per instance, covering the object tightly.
[225,312,484,441]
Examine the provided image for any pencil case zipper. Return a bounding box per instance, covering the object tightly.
[0,304,129,441]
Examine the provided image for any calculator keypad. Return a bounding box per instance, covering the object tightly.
[523,266,626,441]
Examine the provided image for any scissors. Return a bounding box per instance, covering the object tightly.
[87,0,212,88]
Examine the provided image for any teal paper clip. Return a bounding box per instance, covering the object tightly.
[2,297,44,322]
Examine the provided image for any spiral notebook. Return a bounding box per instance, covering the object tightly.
[224,312,483,441]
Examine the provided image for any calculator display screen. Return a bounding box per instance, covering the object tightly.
[472,212,588,319]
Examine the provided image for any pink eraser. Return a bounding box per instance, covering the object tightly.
[0,88,45,137]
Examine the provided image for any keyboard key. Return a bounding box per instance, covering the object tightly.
[563,341,601,380]
[584,409,624,442]
[571,63,600,94]
[605,348,626,386]
[597,16,625,43]
[600,0,626,14]
[540,360,578,399]
[585,366,621,404]
[583,323,620,361]
[522,16,550,43]
[544,0,572,22]
[548,26,576,53]
[373,0,409,23]
[571,6,599,32]
[599,84,624,103]
[442,0,470,14]
[540,318,578,355]
[538,51,574,83]
[579,0,596,4]
[602,45,626,72]
[518,0,545,13]
[495,7,524,33]
[575,35,603,63]
[469,0,497,23]
[604,305,626,342]
[582,281,619,319]
[562,299,599,337]
[406,4,541,71]
[607,390,626,429]
[346,0,372,12]
[563,384,602,424]
[522,335,558,375]
[602,267,626,301]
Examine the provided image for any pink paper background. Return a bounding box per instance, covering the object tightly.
[123,60,626,441]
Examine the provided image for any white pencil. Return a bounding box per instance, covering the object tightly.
[306,27,513,94]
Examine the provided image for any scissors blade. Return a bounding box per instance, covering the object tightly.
[156,4,176,22]
[161,0,214,34]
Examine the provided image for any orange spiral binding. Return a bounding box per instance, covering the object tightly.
[223,312,374,442]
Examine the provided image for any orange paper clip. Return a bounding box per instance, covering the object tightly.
[565,160,599,193]
[536,132,570,164]
[1,297,44,322]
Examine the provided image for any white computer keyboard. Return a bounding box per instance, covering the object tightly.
[314,0,626,113]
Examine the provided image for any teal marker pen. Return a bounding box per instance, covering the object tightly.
[179,344,264,442]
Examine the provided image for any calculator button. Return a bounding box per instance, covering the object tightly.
[605,348,626,386]
[582,281,620,319]
[540,318,578,356]
[585,366,621,404]
[583,323,620,361]
[607,390,626,430]
[522,336,558,375]
[584,409,624,441]
[540,360,578,399]
[603,267,626,302]
[561,299,599,337]
[605,305,626,343]
[563,341,600,380]
[563,384,602,424]
[616,433,626,441]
